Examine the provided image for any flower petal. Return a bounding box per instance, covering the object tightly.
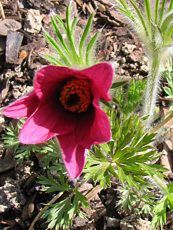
[79,62,114,101]
[76,103,111,148]
[58,133,86,179]
[90,103,111,144]
[19,101,75,144]
[3,92,39,119]
[34,65,74,100]
[34,63,114,102]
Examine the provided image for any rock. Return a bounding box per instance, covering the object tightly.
[109,9,124,25]
[140,64,149,74]
[74,185,105,229]
[119,57,126,64]
[0,178,25,213]
[42,14,51,25]
[100,0,111,5]
[18,49,28,64]
[129,50,142,62]
[73,216,92,229]
[0,158,15,174]
[0,19,22,36]
[78,182,93,194]
[0,142,3,158]
[21,194,36,220]
[0,37,6,55]
[142,56,148,65]
[0,115,5,132]
[0,78,10,102]
[106,217,120,228]
[120,216,151,230]
[17,0,25,9]
[122,42,136,55]
[129,63,136,69]
[25,0,54,13]
[6,31,24,64]
[116,27,128,36]
[24,9,42,34]
[97,3,106,12]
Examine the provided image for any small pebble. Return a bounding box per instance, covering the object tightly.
[24,9,43,34]
[6,31,23,64]
[0,19,22,36]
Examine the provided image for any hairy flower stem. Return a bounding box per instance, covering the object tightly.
[143,52,162,129]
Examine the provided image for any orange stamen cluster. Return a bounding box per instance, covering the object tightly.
[59,78,92,113]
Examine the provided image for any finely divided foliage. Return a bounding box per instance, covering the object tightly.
[163,60,173,100]
[2,2,173,230]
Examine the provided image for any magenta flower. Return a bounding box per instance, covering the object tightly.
[3,63,113,178]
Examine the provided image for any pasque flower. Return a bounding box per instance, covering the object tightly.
[3,63,113,178]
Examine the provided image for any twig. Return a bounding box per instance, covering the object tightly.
[85,185,101,200]
[29,192,63,230]
[0,2,5,20]
[151,110,173,133]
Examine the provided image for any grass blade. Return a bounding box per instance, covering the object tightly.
[55,15,67,31]
[116,6,134,20]
[79,14,94,57]
[117,0,130,9]
[144,0,151,34]
[129,0,149,37]
[169,0,173,11]
[44,54,63,65]
[115,0,135,20]
[50,16,68,52]
[86,33,98,65]
[154,0,160,23]
[44,31,71,66]
[144,0,151,22]
[160,11,173,32]
[71,16,78,33]
[65,4,80,63]
[159,0,166,23]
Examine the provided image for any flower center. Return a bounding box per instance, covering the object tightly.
[59,78,92,113]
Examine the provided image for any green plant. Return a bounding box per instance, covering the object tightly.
[42,190,88,230]
[163,60,173,100]
[84,111,163,189]
[40,173,89,230]
[151,182,173,229]
[118,180,173,229]
[2,121,22,151]
[44,3,98,67]
[2,121,89,229]
[84,106,173,229]
[2,122,59,166]
[38,164,89,230]
[113,79,146,114]
[117,184,155,217]
[114,0,173,128]
[3,3,173,230]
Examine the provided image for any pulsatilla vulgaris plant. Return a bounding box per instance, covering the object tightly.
[2,2,173,230]
[3,4,114,179]
[2,4,113,228]
[114,0,173,128]
[3,63,113,179]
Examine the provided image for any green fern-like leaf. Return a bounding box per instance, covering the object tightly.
[42,190,89,229]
